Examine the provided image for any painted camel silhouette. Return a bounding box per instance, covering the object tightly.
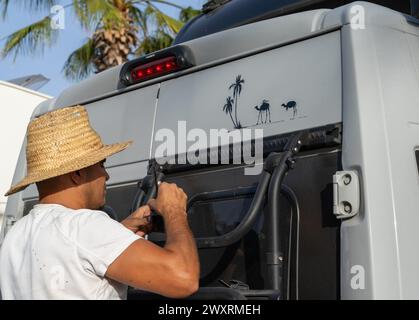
[255,99,271,125]
[282,101,297,118]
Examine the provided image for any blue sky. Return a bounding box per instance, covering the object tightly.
[0,0,204,97]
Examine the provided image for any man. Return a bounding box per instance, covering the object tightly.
[0,105,200,299]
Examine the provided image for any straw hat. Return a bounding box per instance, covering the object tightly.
[5,105,132,196]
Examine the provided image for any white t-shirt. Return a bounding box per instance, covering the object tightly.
[0,204,141,300]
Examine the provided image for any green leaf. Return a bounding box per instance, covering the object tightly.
[128,5,149,37]
[1,15,57,61]
[179,6,201,23]
[0,0,10,19]
[135,31,173,56]
[24,0,56,11]
[73,0,125,31]
[147,3,184,34]
[1,0,56,19]
[62,38,95,81]
[131,0,184,10]
[5,0,55,12]
[72,0,92,30]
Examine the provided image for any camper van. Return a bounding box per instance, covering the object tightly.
[1,0,419,300]
[0,81,50,227]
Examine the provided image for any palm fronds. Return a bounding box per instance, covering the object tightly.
[131,0,183,10]
[147,2,184,34]
[179,6,201,23]
[1,0,55,18]
[73,0,126,30]
[1,15,57,61]
[62,38,95,81]
[135,31,172,56]
[0,0,10,19]
[1,0,202,80]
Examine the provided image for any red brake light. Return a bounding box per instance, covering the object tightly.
[131,56,179,82]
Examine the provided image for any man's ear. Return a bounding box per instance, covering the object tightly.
[69,169,86,185]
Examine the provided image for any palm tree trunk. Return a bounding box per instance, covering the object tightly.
[234,94,239,128]
[229,111,236,127]
[92,8,137,73]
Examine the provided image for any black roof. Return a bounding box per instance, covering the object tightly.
[174,0,414,44]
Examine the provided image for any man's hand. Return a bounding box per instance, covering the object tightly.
[121,205,152,236]
[148,182,187,219]
[106,183,199,299]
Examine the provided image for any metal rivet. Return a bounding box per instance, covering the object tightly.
[343,202,352,213]
[343,174,351,185]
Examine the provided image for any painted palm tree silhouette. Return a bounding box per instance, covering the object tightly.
[255,99,271,124]
[229,75,245,128]
[223,96,236,127]
[282,101,297,118]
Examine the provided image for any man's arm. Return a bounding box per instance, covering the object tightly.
[105,183,200,298]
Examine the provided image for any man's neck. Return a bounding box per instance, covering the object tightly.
[39,193,88,210]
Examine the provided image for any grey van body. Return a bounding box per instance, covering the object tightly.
[2,1,419,299]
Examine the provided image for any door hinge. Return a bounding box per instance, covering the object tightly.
[333,171,360,219]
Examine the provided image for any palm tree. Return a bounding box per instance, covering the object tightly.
[0,0,200,81]
[135,5,200,56]
[229,75,245,128]
[223,96,236,127]
[179,6,201,23]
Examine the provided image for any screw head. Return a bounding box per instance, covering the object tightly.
[287,158,296,169]
[343,174,352,185]
[342,202,352,214]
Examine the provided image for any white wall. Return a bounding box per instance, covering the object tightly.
[0,81,51,219]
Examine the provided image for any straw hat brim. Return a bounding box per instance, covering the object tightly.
[5,140,132,196]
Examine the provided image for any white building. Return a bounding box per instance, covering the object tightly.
[0,81,51,225]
